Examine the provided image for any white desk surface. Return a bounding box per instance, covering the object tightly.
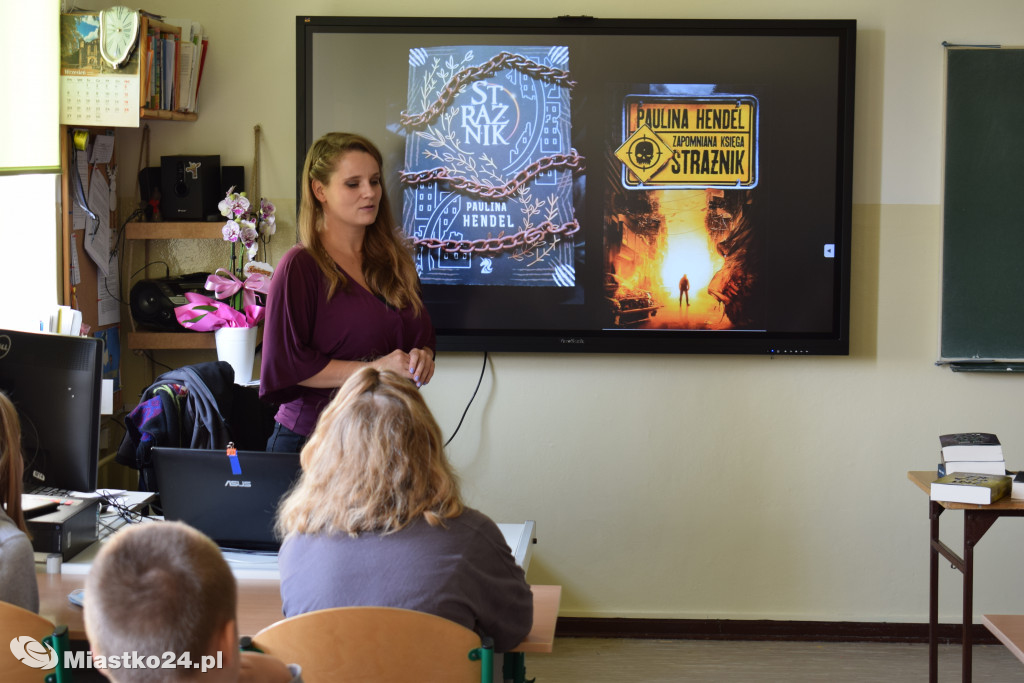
[46,518,537,580]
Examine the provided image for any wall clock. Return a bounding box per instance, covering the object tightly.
[99,6,140,69]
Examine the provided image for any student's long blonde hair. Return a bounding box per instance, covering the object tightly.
[298,132,423,313]
[276,368,462,538]
[0,390,27,534]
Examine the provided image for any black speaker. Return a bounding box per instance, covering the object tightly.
[138,167,162,220]
[129,273,210,332]
[160,155,221,221]
[222,165,244,195]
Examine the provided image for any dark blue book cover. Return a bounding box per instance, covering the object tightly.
[401,45,579,287]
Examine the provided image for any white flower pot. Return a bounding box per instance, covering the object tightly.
[215,326,258,384]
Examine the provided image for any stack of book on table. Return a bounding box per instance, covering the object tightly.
[938,432,1006,476]
[932,433,1011,504]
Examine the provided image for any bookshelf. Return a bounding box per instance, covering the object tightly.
[141,109,197,122]
[125,220,222,350]
[137,15,205,121]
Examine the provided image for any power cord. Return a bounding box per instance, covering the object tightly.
[444,352,488,448]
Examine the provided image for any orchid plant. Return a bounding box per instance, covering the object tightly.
[174,188,276,331]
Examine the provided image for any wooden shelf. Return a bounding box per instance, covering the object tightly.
[126,221,226,352]
[127,327,262,351]
[126,331,216,350]
[126,221,224,240]
[140,108,198,122]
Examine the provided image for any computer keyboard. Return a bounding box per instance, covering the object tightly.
[23,485,97,499]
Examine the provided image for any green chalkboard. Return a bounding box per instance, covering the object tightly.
[940,47,1024,364]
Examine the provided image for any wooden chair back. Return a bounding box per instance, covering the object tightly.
[0,602,69,683]
[252,606,489,683]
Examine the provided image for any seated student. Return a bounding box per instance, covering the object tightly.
[276,367,533,654]
[0,390,38,612]
[84,521,301,683]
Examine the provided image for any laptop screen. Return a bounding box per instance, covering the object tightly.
[151,447,301,551]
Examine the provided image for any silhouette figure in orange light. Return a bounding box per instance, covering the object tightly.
[678,274,690,308]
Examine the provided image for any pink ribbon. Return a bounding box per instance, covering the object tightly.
[205,268,272,309]
[174,292,265,331]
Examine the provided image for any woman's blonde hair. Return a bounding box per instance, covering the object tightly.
[276,368,462,538]
[0,390,27,534]
[298,132,423,313]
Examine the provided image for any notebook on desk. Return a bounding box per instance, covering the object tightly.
[151,447,301,551]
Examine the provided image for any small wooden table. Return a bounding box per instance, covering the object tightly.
[908,470,1024,683]
[982,614,1024,665]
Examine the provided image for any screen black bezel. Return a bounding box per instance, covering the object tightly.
[296,16,855,355]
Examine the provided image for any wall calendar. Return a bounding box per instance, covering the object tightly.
[60,74,139,127]
[60,12,140,127]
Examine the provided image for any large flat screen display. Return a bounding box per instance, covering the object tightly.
[297,17,855,354]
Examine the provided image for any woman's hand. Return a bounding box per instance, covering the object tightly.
[407,347,435,388]
[372,348,435,387]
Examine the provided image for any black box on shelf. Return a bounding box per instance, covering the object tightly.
[160,155,221,221]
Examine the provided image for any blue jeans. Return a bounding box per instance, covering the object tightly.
[266,421,307,453]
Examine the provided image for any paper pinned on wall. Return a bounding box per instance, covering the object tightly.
[69,232,81,287]
[90,135,114,164]
[72,149,89,231]
[83,167,111,277]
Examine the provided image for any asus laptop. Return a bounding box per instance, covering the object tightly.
[151,447,302,551]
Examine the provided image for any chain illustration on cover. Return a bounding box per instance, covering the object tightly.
[402,49,584,261]
[400,151,585,201]
[400,51,577,129]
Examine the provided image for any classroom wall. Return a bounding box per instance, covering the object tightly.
[114,0,1024,622]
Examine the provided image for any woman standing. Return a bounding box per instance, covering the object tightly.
[0,390,39,612]
[260,133,435,452]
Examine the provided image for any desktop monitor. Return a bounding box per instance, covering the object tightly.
[0,328,103,492]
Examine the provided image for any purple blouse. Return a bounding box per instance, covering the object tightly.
[260,245,435,436]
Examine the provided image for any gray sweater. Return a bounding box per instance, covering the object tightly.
[279,507,533,653]
[0,507,38,612]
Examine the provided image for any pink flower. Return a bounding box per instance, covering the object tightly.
[178,188,278,333]
[222,222,241,242]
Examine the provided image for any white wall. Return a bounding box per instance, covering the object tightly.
[114,0,1024,622]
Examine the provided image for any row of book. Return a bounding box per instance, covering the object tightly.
[142,16,207,114]
[930,432,1022,504]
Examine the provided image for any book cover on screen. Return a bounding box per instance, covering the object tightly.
[930,471,1011,505]
[401,45,579,288]
[602,85,765,331]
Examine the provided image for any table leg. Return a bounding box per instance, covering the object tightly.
[960,511,999,683]
[963,521,973,683]
[503,652,531,683]
[930,501,942,683]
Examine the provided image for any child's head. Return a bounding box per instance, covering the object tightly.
[0,389,26,531]
[84,522,239,682]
